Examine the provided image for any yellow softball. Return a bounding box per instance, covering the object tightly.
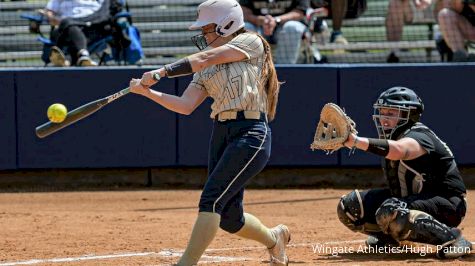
[47,103,68,123]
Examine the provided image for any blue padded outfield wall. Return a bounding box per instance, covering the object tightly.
[266,66,338,166]
[339,64,475,166]
[1,64,474,170]
[176,66,339,166]
[0,71,16,169]
[15,68,176,169]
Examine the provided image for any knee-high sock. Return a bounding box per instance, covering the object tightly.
[176,212,220,266]
[234,213,276,248]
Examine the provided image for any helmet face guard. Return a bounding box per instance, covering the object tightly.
[372,104,412,139]
[191,33,208,50]
[373,87,424,139]
[191,30,218,51]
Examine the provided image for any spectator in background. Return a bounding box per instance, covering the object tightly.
[40,0,117,66]
[385,0,435,62]
[310,0,367,48]
[240,0,309,64]
[438,0,475,61]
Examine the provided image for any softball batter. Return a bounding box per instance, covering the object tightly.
[129,0,290,265]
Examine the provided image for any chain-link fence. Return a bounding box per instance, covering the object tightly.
[0,0,473,67]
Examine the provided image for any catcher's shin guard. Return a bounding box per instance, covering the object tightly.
[375,198,472,258]
[374,198,410,240]
[337,190,380,234]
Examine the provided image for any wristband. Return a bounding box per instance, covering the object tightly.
[366,138,390,157]
[164,57,193,77]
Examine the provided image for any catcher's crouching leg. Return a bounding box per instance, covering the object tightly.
[375,198,472,259]
[337,190,381,234]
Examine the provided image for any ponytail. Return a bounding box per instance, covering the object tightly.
[255,34,281,121]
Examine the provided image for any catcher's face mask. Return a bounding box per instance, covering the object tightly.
[373,105,411,139]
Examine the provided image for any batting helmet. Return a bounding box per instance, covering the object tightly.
[373,87,424,139]
[189,0,245,37]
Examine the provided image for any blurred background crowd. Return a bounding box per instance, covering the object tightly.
[0,0,474,67]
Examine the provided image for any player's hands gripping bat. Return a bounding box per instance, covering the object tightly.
[310,103,358,153]
[35,87,130,138]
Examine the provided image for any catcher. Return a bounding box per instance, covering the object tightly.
[311,86,472,258]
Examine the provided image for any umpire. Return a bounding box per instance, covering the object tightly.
[337,86,471,258]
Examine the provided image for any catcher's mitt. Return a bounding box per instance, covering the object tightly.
[310,103,357,153]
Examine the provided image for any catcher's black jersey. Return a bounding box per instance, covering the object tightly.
[383,123,466,198]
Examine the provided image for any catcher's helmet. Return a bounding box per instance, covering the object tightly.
[373,87,424,139]
[189,0,245,50]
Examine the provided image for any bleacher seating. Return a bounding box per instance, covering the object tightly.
[311,0,438,63]
[0,0,440,67]
[0,0,202,66]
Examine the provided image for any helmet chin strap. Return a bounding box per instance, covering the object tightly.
[206,34,221,48]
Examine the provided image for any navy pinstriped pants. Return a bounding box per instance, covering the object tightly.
[198,115,271,233]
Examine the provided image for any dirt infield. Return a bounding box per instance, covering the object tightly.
[0,189,474,265]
